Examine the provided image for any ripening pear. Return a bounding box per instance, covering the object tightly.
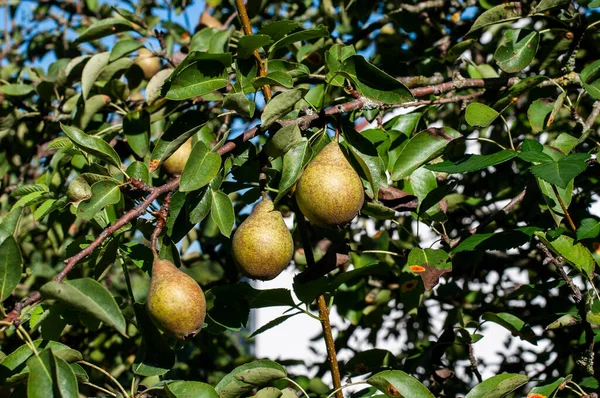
[146,258,206,340]
[162,138,192,176]
[232,198,294,280]
[135,48,162,80]
[295,141,364,228]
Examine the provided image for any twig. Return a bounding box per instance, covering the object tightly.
[449,188,527,248]
[551,184,577,232]
[467,343,483,383]
[585,101,600,129]
[536,241,582,302]
[292,201,343,398]
[234,0,271,100]
[1,178,180,324]
[151,192,173,258]
[390,0,445,13]
[387,91,485,109]
[78,361,129,398]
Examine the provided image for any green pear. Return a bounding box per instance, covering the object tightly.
[162,138,192,176]
[146,258,206,339]
[295,141,364,228]
[232,198,294,280]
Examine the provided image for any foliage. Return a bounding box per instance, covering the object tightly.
[1,0,600,397]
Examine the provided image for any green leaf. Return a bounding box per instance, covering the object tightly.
[464,373,530,398]
[527,98,554,133]
[529,378,565,398]
[268,25,328,54]
[26,348,78,398]
[189,187,213,224]
[255,387,283,398]
[77,94,110,130]
[0,341,82,386]
[367,370,434,398]
[0,207,22,246]
[339,55,413,105]
[253,71,293,89]
[61,124,121,169]
[146,68,173,105]
[274,139,312,203]
[530,153,590,189]
[406,248,451,290]
[325,44,357,86]
[580,59,600,100]
[261,89,307,128]
[39,278,127,336]
[453,227,541,253]
[132,304,175,377]
[391,127,462,181]
[426,150,516,174]
[75,18,134,44]
[180,141,221,192]
[216,360,287,398]
[494,29,539,73]
[162,52,232,100]
[467,2,527,34]
[444,39,476,63]
[482,312,533,340]
[577,218,600,240]
[189,28,230,53]
[248,313,299,339]
[0,235,22,302]
[109,39,143,62]
[166,381,219,398]
[0,84,35,97]
[517,151,554,163]
[535,232,596,279]
[77,180,122,221]
[343,127,387,198]
[546,314,581,329]
[259,20,301,41]
[237,34,272,59]
[81,51,110,100]
[361,201,396,220]
[223,92,255,118]
[210,191,234,237]
[264,123,303,158]
[123,110,150,158]
[126,161,150,184]
[465,103,499,127]
[150,111,209,171]
[533,0,570,12]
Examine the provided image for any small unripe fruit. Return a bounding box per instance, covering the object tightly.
[162,139,192,176]
[135,48,161,80]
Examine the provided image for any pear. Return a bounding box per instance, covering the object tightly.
[232,198,294,280]
[146,258,206,340]
[135,48,162,80]
[162,138,192,176]
[295,141,364,228]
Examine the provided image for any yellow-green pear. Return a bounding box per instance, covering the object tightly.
[146,258,206,340]
[162,138,192,176]
[295,141,364,228]
[232,198,294,280]
[135,48,161,80]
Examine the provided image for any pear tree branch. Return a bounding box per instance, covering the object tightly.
[0,74,581,325]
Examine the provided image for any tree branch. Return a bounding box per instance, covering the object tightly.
[585,100,600,129]
[234,0,271,100]
[151,192,173,258]
[536,241,582,302]
[2,178,180,324]
[293,201,342,398]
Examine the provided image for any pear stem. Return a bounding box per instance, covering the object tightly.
[293,201,343,398]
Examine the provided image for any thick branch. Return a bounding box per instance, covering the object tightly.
[293,202,343,398]
[585,101,600,129]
